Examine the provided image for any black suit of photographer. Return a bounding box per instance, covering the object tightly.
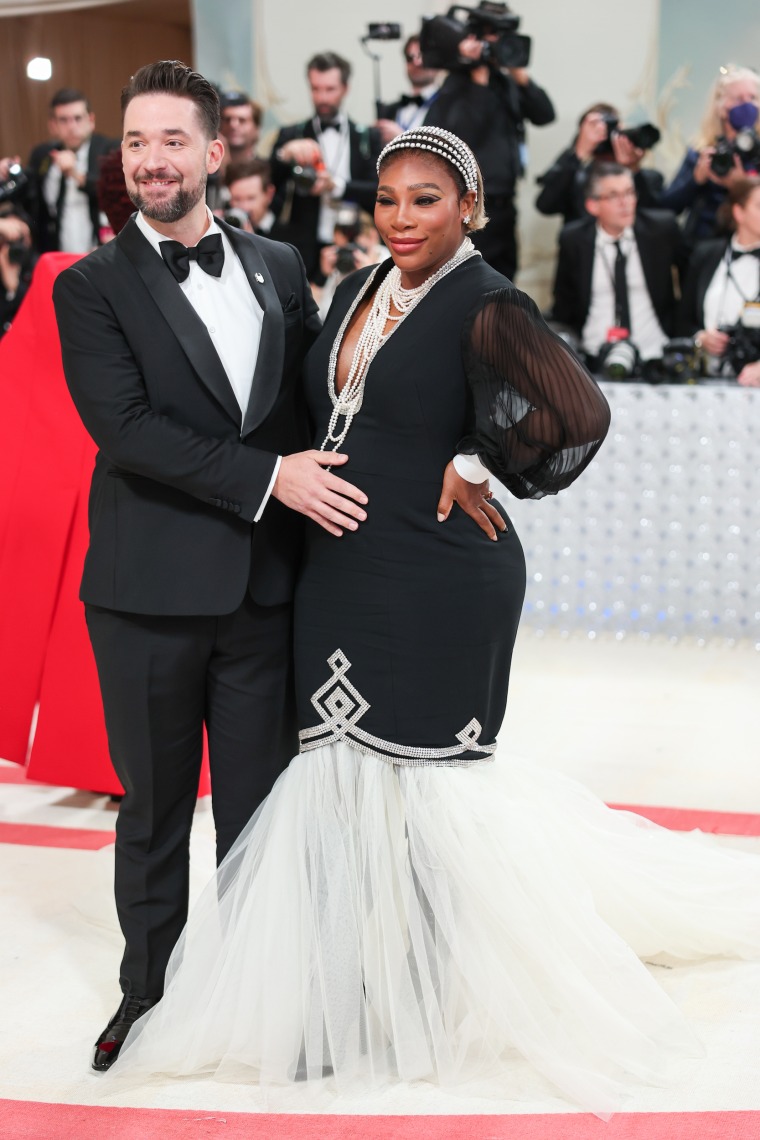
[270,119,381,280]
[552,209,682,341]
[26,133,119,252]
[425,66,554,279]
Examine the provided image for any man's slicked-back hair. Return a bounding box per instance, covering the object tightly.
[121,60,221,140]
[307,52,352,85]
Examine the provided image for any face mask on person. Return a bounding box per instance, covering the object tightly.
[728,102,759,132]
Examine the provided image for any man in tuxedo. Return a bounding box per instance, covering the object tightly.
[12,88,118,252]
[207,92,264,212]
[552,162,683,365]
[225,159,289,240]
[53,60,368,1071]
[375,34,443,146]
[270,51,382,280]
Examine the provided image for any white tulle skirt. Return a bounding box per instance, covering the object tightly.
[113,745,760,1116]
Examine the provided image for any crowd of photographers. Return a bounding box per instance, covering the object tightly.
[1,1,759,386]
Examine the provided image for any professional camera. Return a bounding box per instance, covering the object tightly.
[594,115,661,157]
[335,243,360,275]
[287,158,329,197]
[0,162,28,204]
[222,208,250,231]
[711,101,760,177]
[596,335,640,379]
[420,2,531,71]
[643,339,702,384]
[364,22,401,41]
[719,321,760,375]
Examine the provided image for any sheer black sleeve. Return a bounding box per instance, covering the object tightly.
[459,287,611,499]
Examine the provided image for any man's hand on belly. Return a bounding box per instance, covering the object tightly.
[273,451,368,537]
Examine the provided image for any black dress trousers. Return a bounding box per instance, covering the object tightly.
[85,593,297,997]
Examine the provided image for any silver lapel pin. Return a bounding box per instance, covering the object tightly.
[255,272,264,283]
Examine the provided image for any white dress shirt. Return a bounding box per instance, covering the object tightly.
[136,209,279,521]
[582,224,668,361]
[43,140,95,253]
[313,114,352,245]
[703,240,760,331]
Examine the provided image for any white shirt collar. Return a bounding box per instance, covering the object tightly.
[135,206,220,255]
[596,223,634,247]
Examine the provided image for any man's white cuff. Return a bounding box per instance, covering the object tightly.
[452,452,490,484]
[254,454,282,522]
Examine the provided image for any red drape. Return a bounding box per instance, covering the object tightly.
[0,253,209,795]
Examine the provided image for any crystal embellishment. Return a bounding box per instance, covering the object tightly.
[299,650,496,767]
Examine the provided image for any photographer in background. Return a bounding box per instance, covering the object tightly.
[316,207,389,318]
[375,35,443,146]
[0,88,118,253]
[660,65,759,246]
[536,102,664,225]
[678,175,760,386]
[422,0,555,280]
[552,163,682,371]
[0,208,36,338]
[270,52,382,281]
[225,159,289,241]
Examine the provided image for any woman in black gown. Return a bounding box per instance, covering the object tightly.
[114,128,760,1115]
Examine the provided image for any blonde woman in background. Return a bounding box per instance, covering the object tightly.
[660,65,759,244]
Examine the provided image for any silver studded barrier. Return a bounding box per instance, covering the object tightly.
[500,382,760,647]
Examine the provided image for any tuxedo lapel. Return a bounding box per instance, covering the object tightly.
[634,217,665,313]
[219,221,286,439]
[117,217,242,427]
[577,224,595,324]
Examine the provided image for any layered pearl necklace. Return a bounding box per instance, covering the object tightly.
[321,237,480,453]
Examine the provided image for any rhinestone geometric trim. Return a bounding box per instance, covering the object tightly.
[299,650,496,767]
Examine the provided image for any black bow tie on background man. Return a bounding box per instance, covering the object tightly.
[160,233,225,283]
[730,246,760,263]
[318,118,339,132]
[399,93,425,108]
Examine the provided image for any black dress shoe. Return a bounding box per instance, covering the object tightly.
[92,993,159,1072]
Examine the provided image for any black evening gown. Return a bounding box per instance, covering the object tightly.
[114,257,760,1115]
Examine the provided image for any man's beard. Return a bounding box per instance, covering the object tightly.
[128,173,207,223]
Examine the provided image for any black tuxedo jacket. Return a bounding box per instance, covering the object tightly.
[26,133,119,253]
[270,118,382,278]
[676,238,728,336]
[552,209,683,337]
[53,216,321,615]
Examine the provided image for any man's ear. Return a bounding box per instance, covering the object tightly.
[585,197,600,220]
[207,136,225,175]
[265,183,276,207]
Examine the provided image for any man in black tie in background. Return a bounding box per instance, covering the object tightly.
[270,52,382,280]
[552,162,683,367]
[53,59,369,1071]
[375,34,443,145]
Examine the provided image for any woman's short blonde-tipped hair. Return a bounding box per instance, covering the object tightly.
[378,126,489,233]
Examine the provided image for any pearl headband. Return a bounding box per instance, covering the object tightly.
[377,126,479,201]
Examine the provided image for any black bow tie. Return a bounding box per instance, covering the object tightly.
[318,118,339,132]
[399,93,425,108]
[160,232,225,283]
[730,246,760,263]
